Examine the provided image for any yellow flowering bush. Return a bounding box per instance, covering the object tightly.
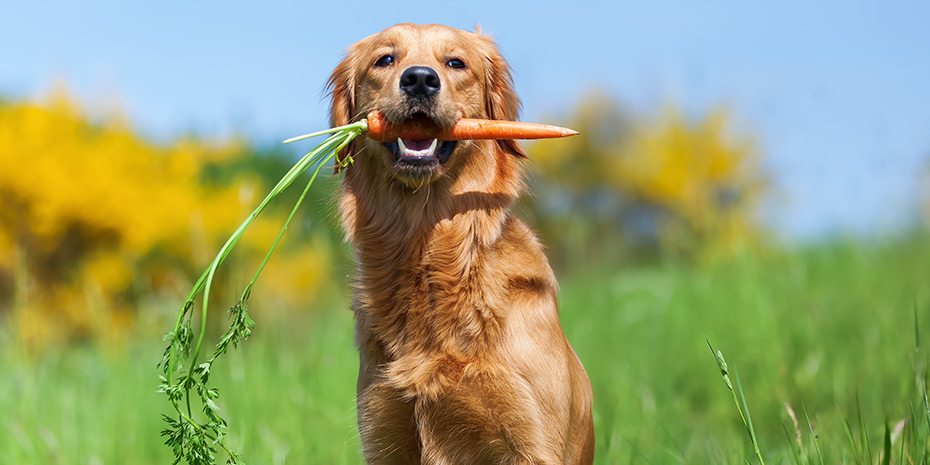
[615,107,764,253]
[0,92,334,348]
[527,91,766,263]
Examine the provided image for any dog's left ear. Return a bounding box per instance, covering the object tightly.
[480,36,526,158]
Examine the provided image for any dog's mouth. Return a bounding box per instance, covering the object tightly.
[381,112,458,167]
[383,138,457,166]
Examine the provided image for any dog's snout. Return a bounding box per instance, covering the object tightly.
[399,66,441,98]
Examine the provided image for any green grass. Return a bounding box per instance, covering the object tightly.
[2,234,929,464]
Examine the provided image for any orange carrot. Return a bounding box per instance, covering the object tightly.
[365,110,578,142]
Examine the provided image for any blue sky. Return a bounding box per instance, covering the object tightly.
[2,0,928,239]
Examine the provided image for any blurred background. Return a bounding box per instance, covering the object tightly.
[2,1,929,464]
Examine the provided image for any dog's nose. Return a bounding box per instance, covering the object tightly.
[399,66,441,98]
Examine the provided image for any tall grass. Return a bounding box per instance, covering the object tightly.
[1,234,928,464]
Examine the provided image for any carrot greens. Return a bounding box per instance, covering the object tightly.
[158,120,364,465]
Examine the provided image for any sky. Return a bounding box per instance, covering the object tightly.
[2,0,928,240]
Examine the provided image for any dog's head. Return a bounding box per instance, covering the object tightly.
[328,23,525,190]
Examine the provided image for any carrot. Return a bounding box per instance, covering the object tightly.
[364,111,578,142]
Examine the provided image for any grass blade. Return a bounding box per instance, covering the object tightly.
[735,371,765,465]
[857,393,873,464]
[842,414,862,464]
[781,421,805,465]
[802,404,825,465]
[880,419,891,465]
[705,337,765,465]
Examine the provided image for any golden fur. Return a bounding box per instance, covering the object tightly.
[329,23,594,464]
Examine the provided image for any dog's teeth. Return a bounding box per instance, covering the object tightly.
[397,138,439,158]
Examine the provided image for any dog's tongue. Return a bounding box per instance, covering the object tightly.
[403,139,434,151]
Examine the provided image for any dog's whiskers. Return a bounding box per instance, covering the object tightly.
[422,182,432,214]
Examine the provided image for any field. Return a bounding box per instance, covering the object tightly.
[2,233,929,464]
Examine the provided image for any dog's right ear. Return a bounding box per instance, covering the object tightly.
[327,53,356,127]
[327,53,357,169]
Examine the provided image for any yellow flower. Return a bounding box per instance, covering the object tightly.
[0,91,336,349]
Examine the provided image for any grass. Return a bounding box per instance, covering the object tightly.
[2,233,929,464]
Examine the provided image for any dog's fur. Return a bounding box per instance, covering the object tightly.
[329,23,594,465]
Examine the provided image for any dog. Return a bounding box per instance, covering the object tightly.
[328,23,594,464]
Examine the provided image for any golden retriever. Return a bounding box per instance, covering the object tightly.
[328,23,594,464]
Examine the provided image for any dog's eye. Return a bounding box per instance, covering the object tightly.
[373,55,394,67]
[446,58,466,69]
